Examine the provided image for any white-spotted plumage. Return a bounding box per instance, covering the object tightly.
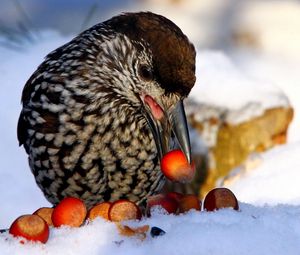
[18,12,196,208]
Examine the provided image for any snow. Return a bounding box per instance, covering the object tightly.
[189,50,290,125]
[1,205,300,255]
[230,50,300,142]
[1,2,300,253]
[226,142,300,206]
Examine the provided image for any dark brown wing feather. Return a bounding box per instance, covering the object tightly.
[17,72,37,149]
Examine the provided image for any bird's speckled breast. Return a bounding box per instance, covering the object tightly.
[28,101,164,208]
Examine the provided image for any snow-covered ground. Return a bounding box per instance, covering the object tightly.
[1,204,300,255]
[1,1,300,253]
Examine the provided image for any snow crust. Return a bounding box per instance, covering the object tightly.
[1,204,300,255]
[188,51,290,125]
[227,142,300,206]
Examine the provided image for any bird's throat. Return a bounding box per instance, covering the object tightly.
[144,95,164,121]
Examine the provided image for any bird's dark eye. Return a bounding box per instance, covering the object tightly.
[139,65,153,81]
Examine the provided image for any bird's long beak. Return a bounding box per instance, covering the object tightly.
[143,96,191,164]
[169,100,192,163]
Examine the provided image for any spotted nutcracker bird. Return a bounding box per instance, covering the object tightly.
[17,12,196,208]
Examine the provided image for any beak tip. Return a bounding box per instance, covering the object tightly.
[171,100,192,165]
[187,153,192,165]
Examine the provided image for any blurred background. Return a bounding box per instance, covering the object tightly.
[1,0,299,56]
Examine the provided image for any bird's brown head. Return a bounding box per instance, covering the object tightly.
[102,12,196,162]
[105,12,196,97]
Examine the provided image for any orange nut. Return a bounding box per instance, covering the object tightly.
[52,197,87,227]
[204,188,239,211]
[87,202,111,221]
[147,194,178,215]
[9,214,49,244]
[178,194,201,213]
[33,207,54,226]
[161,150,195,183]
[108,200,142,222]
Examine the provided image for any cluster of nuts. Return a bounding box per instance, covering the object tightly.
[8,149,239,244]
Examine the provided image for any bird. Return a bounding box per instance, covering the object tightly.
[17,12,196,209]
